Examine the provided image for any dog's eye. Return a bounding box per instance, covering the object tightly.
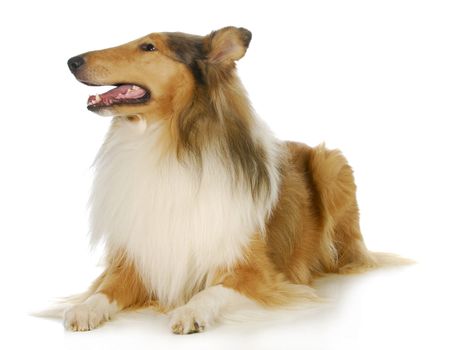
[141,43,157,52]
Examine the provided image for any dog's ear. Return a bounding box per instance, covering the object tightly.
[206,27,252,65]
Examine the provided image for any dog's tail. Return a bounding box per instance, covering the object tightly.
[339,251,415,274]
[370,252,415,268]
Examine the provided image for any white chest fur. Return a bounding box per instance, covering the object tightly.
[89,118,278,308]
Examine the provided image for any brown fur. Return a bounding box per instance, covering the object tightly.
[65,27,406,328]
[88,253,153,310]
[210,141,377,306]
[83,140,376,312]
[214,233,318,306]
[266,142,375,282]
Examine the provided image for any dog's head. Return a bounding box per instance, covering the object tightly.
[68,27,252,119]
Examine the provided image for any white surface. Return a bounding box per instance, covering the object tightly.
[1,0,454,349]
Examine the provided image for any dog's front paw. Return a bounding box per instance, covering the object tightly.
[63,303,106,331]
[169,305,212,335]
[63,294,116,331]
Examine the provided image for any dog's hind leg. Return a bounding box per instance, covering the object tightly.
[334,211,413,273]
[64,252,152,331]
[323,176,411,274]
[307,144,380,273]
[332,203,379,274]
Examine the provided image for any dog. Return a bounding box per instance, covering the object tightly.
[63,26,398,334]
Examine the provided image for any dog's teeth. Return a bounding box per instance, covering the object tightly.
[95,94,101,102]
[132,85,139,90]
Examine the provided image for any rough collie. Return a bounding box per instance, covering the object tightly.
[62,26,396,334]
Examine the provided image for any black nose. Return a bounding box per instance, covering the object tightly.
[67,55,85,73]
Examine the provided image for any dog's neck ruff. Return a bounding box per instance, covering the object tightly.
[89,116,282,308]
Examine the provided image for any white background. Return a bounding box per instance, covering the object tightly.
[1,0,454,349]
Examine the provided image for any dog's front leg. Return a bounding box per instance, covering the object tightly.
[63,293,119,331]
[169,285,253,334]
[169,234,318,335]
[64,253,150,331]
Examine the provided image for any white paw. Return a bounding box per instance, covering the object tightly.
[63,294,117,331]
[169,305,213,335]
[63,303,107,331]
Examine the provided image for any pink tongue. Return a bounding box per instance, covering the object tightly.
[87,84,146,106]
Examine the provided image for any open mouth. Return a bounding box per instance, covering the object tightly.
[86,84,150,110]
